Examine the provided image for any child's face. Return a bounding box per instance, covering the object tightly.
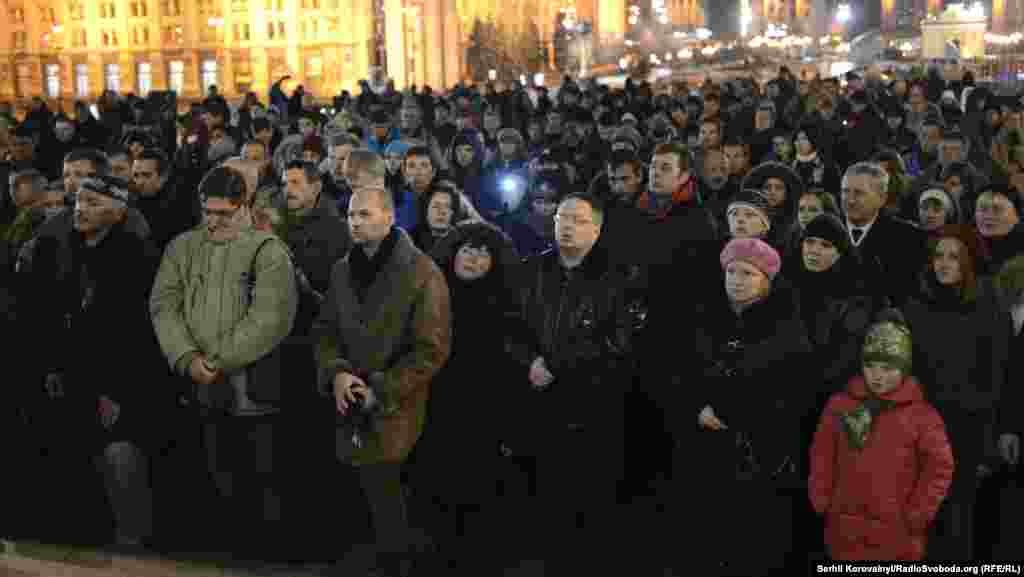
[863,362,903,395]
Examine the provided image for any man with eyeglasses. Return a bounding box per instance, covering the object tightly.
[512,192,639,572]
[151,164,298,559]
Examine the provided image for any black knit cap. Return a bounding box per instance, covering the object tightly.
[803,212,850,256]
[727,188,772,218]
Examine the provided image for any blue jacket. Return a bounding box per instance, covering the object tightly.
[393,187,418,233]
[367,127,402,155]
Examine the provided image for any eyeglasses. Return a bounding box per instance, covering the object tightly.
[202,203,243,221]
[554,214,594,226]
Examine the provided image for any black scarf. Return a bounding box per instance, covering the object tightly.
[348,227,399,303]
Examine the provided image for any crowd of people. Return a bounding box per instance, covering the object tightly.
[0,63,1023,576]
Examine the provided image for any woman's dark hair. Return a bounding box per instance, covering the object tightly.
[198,165,249,207]
[422,181,466,224]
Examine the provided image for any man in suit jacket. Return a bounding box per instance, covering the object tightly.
[842,161,928,306]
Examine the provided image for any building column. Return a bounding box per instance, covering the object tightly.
[119,52,136,95]
[253,48,269,97]
[88,54,103,99]
[222,49,234,95]
[385,0,408,89]
[444,0,462,88]
[59,54,75,101]
[598,0,625,38]
[150,51,167,91]
[423,0,444,90]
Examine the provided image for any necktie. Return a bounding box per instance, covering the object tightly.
[851,227,864,244]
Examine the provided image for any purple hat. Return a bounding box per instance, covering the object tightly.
[720,238,782,280]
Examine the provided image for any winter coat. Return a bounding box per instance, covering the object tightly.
[150,226,299,410]
[135,179,201,254]
[904,277,1009,414]
[795,262,884,394]
[809,376,954,560]
[848,213,928,306]
[509,245,640,455]
[903,276,1009,503]
[279,195,351,296]
[313,227,451,465]
[417,222,521,503]
[21,220,170,450]
[690,285,814,482]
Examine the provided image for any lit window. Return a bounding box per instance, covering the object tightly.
[105,63,120,92]
[138,62,152,96]
[169,61,185,93]
[76,63,89,97]
[201,60,218,93]
[46,64,61,99]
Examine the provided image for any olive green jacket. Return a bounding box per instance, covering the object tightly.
[150,226,298,402]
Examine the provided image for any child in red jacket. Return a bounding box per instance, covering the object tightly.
[809,309,954,561]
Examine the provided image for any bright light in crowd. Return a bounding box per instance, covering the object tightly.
[619,57,629,69]
[836,4,851,23]
[488,69,497,81]
[696,28,712,40]
[533,73,545,86]
[745,0,753,38]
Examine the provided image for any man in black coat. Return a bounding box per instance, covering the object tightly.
[21,175,167,550]
[513,193,639,572]
[841,161,928,307]
[132,148,201,253]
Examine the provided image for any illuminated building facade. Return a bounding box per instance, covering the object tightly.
[0,0,703,103]
[0,0,462,103]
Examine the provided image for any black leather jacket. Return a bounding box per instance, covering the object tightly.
[513,246,644,425]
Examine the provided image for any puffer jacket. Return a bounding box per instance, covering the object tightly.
[809,376,954,561]
[150,227,298,407]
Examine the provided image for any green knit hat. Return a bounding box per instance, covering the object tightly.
[863,309,913,374]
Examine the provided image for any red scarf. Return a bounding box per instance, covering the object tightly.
[637,177,697,221]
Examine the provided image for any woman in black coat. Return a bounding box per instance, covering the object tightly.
[903,224,1010,561]
[684,238,813,576]
[415,221,520,571]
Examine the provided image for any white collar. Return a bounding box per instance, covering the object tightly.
[846,213,879,247]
